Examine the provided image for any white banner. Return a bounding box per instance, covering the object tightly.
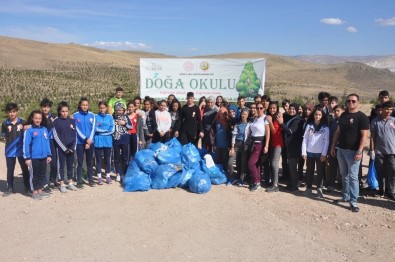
[140,58,266,101]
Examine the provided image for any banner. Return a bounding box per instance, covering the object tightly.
[140,58,265,101]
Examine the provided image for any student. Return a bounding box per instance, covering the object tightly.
[248,103,257,122]
[236,96,249,121]
[202,96,218,150]
[143,98,157,148]
[277,103,305,191]
[108,87,127,115]
[369,90,395,122]
[370,101,395,200]
[316,92,331,116]
[169,100,182,139]
[127,101,144,157]
[1,102,30,195]
[266,101,284,192]
[23,110,52,200]
[302,108,330,198]
[53,101,78,193]
[73,97,96,188]
[180,92,204,145]
[167,94,176,111]
[112,103,133,182]
[215,95,224,108]
[94,101,115,185]
[228,109,250,186]
[330,94,369,212]
[247,102,270,192]
[154,100,172,143]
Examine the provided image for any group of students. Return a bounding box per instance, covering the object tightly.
[2,87,395,211]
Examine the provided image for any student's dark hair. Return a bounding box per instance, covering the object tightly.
[127,100,135,107]
[307,108,328,130]
[187,92,194,98]
[332,105,345,111]
[78,97,89,111]
[379,90,389,97]
[198,96,206,106]
[237,96,245,101]
[382,101,394,109]
[159,100,167,105]
[170,99,182,112]
[268,101,279,117]
[40,98,53,107]
[262,95,271,102]
[318,92,330,101]
[133,96,142,102]
[282,99,290,107]
[254,94,262,100]
[27,110,45,126]
[115,86,124,92]
[347,93,360,101]
[57,101,69,117]
[5,102,18,112]
[98,100,108,107]
[167,94,175,99]
[289,103,300,113]
[328,96,338,103]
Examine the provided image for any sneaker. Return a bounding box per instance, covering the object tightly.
[116,175,121,182]
[2,188,13,197]
[31,193,42,200]
[76,183,84,189]
[67,183,78,191]
[49,182,56,189]
[106,177,112,184]
[40,191,50,198]
[226,178,237,186]
[43,185,53,194]
[97,178,103,185]
[249,183,261,192]
[326,186,334,193]
[237,181,244,187]
[59,185,68,193]
[266,185,279,192]
[88,180,96,187]
[304,188,313,196]
[316,188,324,198]
[350,205,360,212]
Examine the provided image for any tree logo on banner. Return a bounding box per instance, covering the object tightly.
[236,61,261,98]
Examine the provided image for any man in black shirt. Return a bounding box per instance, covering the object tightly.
[180,92,204,145]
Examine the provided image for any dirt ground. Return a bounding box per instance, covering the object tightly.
[0,142,394,262]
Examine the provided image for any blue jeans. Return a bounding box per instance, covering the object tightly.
[336,148,361,206]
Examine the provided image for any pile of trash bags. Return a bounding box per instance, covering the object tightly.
[123,138,228,194]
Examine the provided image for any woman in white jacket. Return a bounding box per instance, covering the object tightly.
[302,108,329,198]
[154,100,172,143]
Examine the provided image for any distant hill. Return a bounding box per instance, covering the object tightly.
[1,35,394,120]
[294,55,395,72]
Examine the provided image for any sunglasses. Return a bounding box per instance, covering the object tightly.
[346,100,357,103]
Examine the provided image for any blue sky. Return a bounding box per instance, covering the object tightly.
[1,0,394,56]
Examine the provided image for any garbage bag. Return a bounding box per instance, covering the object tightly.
[181,143,201,168]
[179,167,194,188]
[207,164,227,185]
[151,164,180,189]
[148,142,167,153]
[166,171,182,188]
[123,171,151,192]
[165,138,183,155]
[134,149,158,174]
[367,159,379,190]
[157,148,182,165]
[188,171,211,194]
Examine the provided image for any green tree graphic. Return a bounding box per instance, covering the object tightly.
[236,62,261,98]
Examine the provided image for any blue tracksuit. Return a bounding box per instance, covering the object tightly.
[23,125,51,160]
[73,110,96,145]
[94,113,115,148]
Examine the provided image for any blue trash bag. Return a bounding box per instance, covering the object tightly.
[179,167,195,188]
[148,142,167,153]
[207,164,227,185]
[134,149,158,174]
[165,138,183,155]
[367,159,379,190]
[181,143,201,168]
[157,147,182,165]
[188,171,212,194]
[166,171,182,188]
[123,171,151,192]
[151,164,181,189]
[125,161,140,177]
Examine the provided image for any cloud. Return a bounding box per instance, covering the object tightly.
[86,41,149,50]
[347,26,357,33]
[375,17,395,26]
[320,18,345,25]
[190,48,199,51]
[0,26,79,43]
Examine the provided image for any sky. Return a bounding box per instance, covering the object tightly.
[0,0,394,56]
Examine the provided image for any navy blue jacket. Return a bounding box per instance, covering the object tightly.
[53,117,77,153]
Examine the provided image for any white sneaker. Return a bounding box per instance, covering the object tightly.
[116,175,121,182]
[59,185,68,193]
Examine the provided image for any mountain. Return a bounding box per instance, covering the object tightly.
[294,55,395,72]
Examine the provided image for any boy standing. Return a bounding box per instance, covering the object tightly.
[180,92,204,145]
[108,87,127,115]
[1,103,30,195]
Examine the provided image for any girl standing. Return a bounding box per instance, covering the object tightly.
[211,107,232,173]
[94,101,115,185]
[302,108,329,198]
[127,101,144,158]
[169,100,182,139]
[73,97,96,188]
[154,100,172,143]
[23,110,52,200]
[53,101,78,193]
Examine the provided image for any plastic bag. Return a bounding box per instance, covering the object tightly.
[188,171,211,194]
[179,167,194,188]
[165,138,183,155]
[367,159,379,190]
[134,149,158,174]
[166,171,182,188]
[181,143,201,168]
[151,164,180,189]
[157,148,182,165]
[148,142,167,153]
[207,164,227,185]
[123,161,151,192]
